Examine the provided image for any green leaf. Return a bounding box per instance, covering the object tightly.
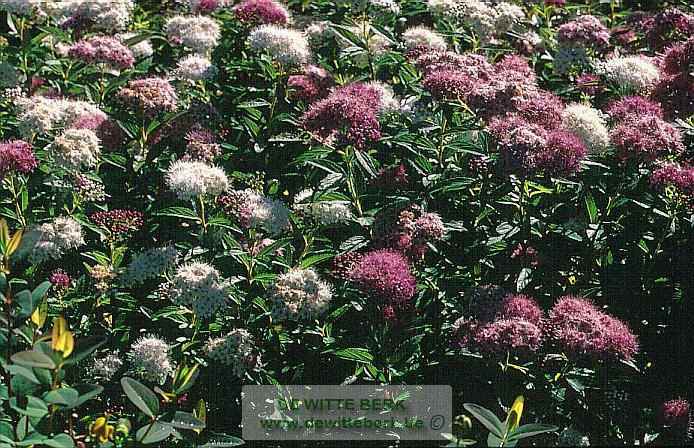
[507,424,558,441]
[44,388,79,406]
[14,290,36,318]
[299,253,333,269]
[136,422,172,444]
[11,351,57,369]
[163,411,206,430]
[10,396,49,418]
[31,281,52,303]
[463,403,505,438]
[515,268,532,292]
[71,384,104,408]
[331,348,374,363]
[42,434,75,448]
[62,336,107,366]
[198,433,246,447]
[121,377,159,418]
[7,365,40,384]
[155,207,199,221]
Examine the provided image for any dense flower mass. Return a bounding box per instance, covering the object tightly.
[118,77,178,117]
[165,15,221,53]
[548,296,638,361]
[206,329,262,377]
[248,25,310,66]
[126,335,174,384]
[67,36,135,69]
[268,268,332,321]
[0,140,37,178]
[233,0,289,25]
[2,1,693,444]
[165,160,229,200]
[167,262,229,319]
[349,249,416,306]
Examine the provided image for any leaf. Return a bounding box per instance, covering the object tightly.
[463,403,505,438]
[198,433,246,447]
[299,253,333,269]
[507,424,558,441]
[10,396,49,418]
[62,336,107,366]
[7,365,39,384]
[31,281,52,303]
[121,377,160,418]
[71,384,104,408]
[6,229,22,256]
[155,207,199,221]
[505,396,524,433]
[11,351,56,369]
[332,348,374,363]
[163,411,206,430]
[584,192,598,224]
[516,268,532,292]
[42,434,75,448]
[136,422,173,444]
[14,290,36,318]
[44,387,79,406]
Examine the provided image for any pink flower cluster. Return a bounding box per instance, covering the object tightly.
[0,140,38,178]
[49,269,71,290]
[91,209,144,235]
[605,96,663,122]
[374,205,445,260]
[183,128,221,163]
[653,36,694,119]
[118,77,178,117]
[288,66,334,103]
[71,113,124,151]
[457,293,545,355]
[488,115,587,176]
[650,163,694,206]
[548,296,638,361]
[557,15,610,50]
[302,83,383,148]
[233,0,289,25]
[372,164,409,191]
[67,36,135,69]
[348,249,417,307]
[610,115,684,162]
[661,398,690,427]
[637,8,694,50]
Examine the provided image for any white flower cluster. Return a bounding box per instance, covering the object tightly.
[15,96,105,138]
[166,15,221,54]
[17,217,85,264]
[46,0,135,32]
[168,262,229,319]
[126,335,175,384]
[174,54,218,81]
[118,33,154,59]
[561,103,610,153]
[304,21,332,47]
[90,352,124,381]
[248,25,311,67]
[402,26,448,51]
[553,46,590,75]
[165,160,229,200]
[366,0,400,14]
[205,329,262,377]
[595,56,660,93]
[268,268,332,321]
[426,0,523,43]
[242,189,291,234]
[367,81,403,115]
[123,246,178,285]
[50,128,102,171]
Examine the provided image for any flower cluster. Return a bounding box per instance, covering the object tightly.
[166,15,221,54]
[288,65,334,103]
[90,209,144,236]
[174,55,218,82]
[165,160,229,200]
[17,217,85,264]
[122,246,178,284]
[218,189,290,234]
[348,249,416,307]
[548,296,638,361]
[90,353,124,381]
[653,36,694,119]
[650,163,694,207]
[67,36,135,69]
[0,140,37,178]
[556,15,610,51]
[233,0,289,25]
[118,77,178,117]
[166,262,229,319]
[268,268,333,321]
[126,335,175,384]
[248,25,311,66]
[206,329,262,377]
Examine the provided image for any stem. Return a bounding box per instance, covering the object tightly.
[8,175,26,227]
[197,195,207,232]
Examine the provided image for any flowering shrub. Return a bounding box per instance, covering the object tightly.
[0,0,693,446]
